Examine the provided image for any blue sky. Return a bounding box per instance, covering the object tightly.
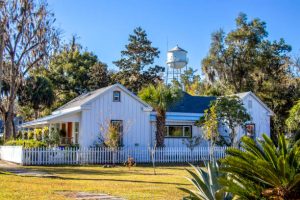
[48,0,300,74]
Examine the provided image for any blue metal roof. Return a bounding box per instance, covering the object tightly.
[167,92,216,114]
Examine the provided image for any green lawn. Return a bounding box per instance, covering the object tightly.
[0,164,193,200]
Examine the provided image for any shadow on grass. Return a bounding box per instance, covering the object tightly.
[39,175,190,186]
[24,166,175,176]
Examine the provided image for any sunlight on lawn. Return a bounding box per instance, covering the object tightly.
[0,165,192,200]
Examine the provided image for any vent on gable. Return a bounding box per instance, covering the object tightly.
[248,99,252,109]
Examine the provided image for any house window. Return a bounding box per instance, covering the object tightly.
[74,122,79,144]
[110,120,123,145]
[164,125,192,138]
[245,124,255,139]
[113,91,121,102]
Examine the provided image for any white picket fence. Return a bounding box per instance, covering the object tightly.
[1,146,228,166]
[0,146,23,164]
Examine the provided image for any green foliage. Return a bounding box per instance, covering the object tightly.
[197,96,250,147]
[286,100,300,132]
[113,27,164,93]
[45,128,60,146]
[201,12,300,137]
[18,76,55,119]
[216,96,251,146]
[221,133,300,199]
[138,83,181,112]
[87,61,112,91]
[33,129,43,141]
[42,126,49,138]
[179,162,231,200]
[45,37,112,108]
[5,139,46,148]
[27,130,34,140]
[197,104,219,146]
[139,83,181,147]
[180,68,202,96]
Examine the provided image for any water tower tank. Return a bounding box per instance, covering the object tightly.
[166,45,188,69]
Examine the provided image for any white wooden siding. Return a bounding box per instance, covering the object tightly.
[79,86,151,148]
[240,94,271,138]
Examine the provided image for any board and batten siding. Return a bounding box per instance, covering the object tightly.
[79,86,151,148]
[219,94,271,142]
[240,94,271,138]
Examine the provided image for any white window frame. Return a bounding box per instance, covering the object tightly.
[164,125,192,138]
[113,91,121,102]
[73,122,79,144]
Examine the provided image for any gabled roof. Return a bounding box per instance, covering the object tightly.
[55,85,115,112]
[234,91,274,115]
[54,84,152,113]
[167,92,216,113]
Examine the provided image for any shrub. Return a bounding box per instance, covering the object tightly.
[221,133,300,199]
[179,161,231,200]
[45,128,60,146]
[42,126,49,137]
[28,130,34,139]
[34,128,43,141]
[22,131,28,139]
[5,139,46,148]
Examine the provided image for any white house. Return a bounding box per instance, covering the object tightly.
[21,83,274,148]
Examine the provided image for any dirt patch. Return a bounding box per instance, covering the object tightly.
[57,191,125,200]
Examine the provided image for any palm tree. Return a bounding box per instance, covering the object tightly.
[179,162,231,200]
[221,134,300,199]
[138,83,181,147]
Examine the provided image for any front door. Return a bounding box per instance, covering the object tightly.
[67,122,72,144]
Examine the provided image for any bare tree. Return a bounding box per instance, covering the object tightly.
[0,0,59,139]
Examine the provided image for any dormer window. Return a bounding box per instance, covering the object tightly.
[113,91,121,102]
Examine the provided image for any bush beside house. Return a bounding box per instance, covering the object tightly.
[4,139,46,148]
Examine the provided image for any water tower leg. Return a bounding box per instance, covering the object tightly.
[165,66,169,84]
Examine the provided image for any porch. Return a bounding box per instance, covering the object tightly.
[20,122,80,146]
[20,110,81,146]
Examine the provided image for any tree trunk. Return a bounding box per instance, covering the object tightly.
[231,130,235,147]
[34,109,39,119]
[156,110,166,147]
[3,110,14,141]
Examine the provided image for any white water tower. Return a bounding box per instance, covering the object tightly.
[165,45,188,84]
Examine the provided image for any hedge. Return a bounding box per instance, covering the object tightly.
[4,139,46,148]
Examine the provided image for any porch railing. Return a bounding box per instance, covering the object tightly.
[60,137,73,145]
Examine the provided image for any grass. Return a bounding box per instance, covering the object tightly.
[0,164,193,200]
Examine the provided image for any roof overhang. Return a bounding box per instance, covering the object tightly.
[150,112,202,122]
[21,108,81,128]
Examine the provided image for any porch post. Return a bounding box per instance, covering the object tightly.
[42,127,45,142]
[21,129,24,139]
[49,123,52,137]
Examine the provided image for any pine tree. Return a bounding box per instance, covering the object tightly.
[113,27,164,93]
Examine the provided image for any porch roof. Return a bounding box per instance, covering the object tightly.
[21,108,80,128]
